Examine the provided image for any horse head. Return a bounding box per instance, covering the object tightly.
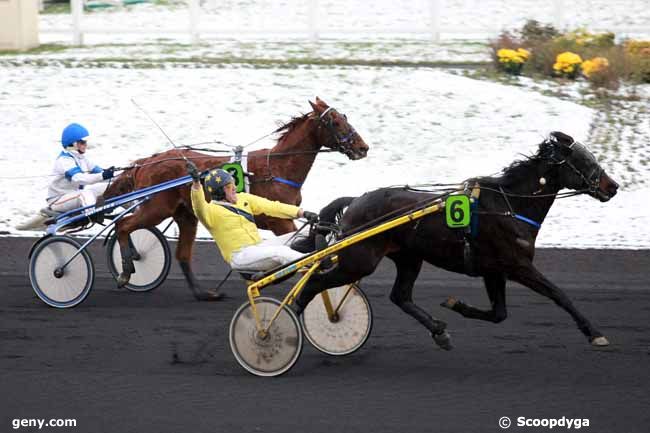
[308,97,369,160]
[547,131,619,202]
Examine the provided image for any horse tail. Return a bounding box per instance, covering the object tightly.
[319,196,356,224]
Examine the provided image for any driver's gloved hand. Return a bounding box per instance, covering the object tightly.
[303,211,319,223]
[102,166,115,180]
[186,161,200,182]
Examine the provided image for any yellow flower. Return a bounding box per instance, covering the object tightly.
[498,48,530,63]
[581,57,609,78]
[497,47,530,75]
[517,48,530,60]
[553,51,583,77]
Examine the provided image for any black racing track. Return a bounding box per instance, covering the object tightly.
[1,237,648,433]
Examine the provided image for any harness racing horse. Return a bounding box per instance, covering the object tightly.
[104,97,368,300]
[296,132,619,349]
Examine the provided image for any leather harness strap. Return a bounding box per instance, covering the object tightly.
[463,182,481,276]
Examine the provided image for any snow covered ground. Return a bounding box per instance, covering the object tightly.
[1,64,648,248]
[0,1,647,248]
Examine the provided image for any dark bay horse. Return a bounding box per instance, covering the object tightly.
[104,98,368,300]
[296,132,619,349]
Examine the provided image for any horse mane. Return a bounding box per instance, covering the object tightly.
[273,112,311,142]
[477,139,555,187]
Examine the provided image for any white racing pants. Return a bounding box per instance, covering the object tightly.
[230,228,309,271]
[46,183,109,213]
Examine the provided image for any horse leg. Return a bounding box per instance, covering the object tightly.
[388,253,452,350]
[293,266,358,315]
[117,233,148,283]
[115,205,168,288]
[116,233,136,288]
[509,264,608,346]
[174,211,224,302]
[440,273,508,323]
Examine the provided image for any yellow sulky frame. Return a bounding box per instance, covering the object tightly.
[246,198,446,336]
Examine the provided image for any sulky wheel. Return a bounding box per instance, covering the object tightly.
[106,227,171,292]
[229,297,303,377]
[300,284,372,356]
[29,236,95,308]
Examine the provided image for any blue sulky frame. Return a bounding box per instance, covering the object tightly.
[29,175,194,260]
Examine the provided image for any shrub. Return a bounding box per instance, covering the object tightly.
[556,28,616,49]
[582,57,609,77]
[520,20,559,45]
[582,57,619,89]
[489,32,520,62]
[625,40,650,83]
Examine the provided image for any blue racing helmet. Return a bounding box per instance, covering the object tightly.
[61,123,89,148]
[204,169,235,200]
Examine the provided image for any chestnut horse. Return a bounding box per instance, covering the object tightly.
[104,98,369,300]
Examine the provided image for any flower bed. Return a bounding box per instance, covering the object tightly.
[490,20,650,89]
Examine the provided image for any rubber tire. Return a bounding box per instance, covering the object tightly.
[229,297,303,377]
[106,227,171,292]
[300,284,372,356]
[29,236,94,309]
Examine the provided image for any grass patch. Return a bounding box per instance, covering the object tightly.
[42,2,70,14]
[0,43,69,56]
[0,55,489,69]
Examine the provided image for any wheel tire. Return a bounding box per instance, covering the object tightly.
[29,236,94,308]
[229,297,303,377]
[106,227,171,292]
[300,284,372,356]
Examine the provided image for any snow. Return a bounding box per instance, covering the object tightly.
[1,65,648,248]
[0,1,648,249]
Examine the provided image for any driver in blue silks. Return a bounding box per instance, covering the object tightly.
[45,123,115,213]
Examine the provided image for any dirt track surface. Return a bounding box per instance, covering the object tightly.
[1,236,648,433]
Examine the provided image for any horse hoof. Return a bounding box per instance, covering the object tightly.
[432,330,453,351]
[591,336,610,346]
[440,297,458,309]
[195,289,225,302]
[116,273,130,288]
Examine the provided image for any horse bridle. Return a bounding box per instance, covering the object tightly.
[548,139,603,196]
[316,107,360,157]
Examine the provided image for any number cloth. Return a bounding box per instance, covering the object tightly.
[220,163,245,193]
[445,195,471,228]
[190,186,304,269]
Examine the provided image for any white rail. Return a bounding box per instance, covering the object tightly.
[43,0,647,46]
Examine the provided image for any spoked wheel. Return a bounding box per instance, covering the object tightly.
[229,297,303,377]
[300,283,372,356]
[29,236,94,308]
[106,227,171,292]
